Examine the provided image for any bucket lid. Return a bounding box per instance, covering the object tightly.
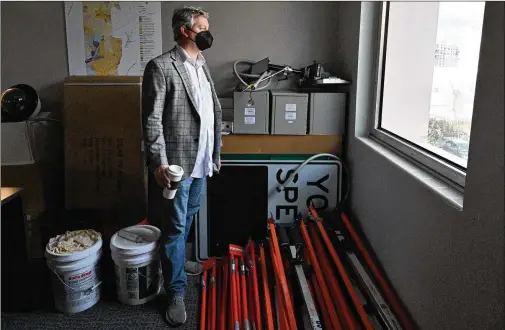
[110,225,161,256]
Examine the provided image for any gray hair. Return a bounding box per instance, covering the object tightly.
[172,6,210,42]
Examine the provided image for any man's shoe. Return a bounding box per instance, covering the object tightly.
[184,260,203,276]
[165,296,187,326]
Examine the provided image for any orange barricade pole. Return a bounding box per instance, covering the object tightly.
[309,206,373,330]
[259,242,275,330]
[309,223,358,329]
[219,259,229,330]
[299,219,342,330]
[240,256,250,330]
[200,258,216,330]
[210,262,217,330]
[230,257,239,330]
[268,218,298,330]
[340,212,415,330]
[270,240,289,330]
[303,248,331,329]
[230,245,248,330]
[247,240,262,330]
[200,269,208,330]
[247,267,255,330]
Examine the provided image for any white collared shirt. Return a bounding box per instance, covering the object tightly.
[176,45,215,178]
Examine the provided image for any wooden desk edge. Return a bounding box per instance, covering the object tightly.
[1,187,24,205]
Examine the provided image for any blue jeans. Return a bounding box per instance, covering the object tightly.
[159,176,206,299]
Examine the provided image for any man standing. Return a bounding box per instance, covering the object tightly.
[142,6,222,326]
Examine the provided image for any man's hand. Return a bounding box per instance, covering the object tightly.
[217,158,221,171]
[154,165,171,188]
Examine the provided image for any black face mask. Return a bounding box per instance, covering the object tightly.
[189,29,213,51]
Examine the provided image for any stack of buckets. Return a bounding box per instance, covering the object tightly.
[45,231,103,314]
[45,225,162,313]
[110,225,162,305]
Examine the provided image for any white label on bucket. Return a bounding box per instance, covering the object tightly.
[244,116,255,125]
[51,264,101,313]
[115,259,161,303]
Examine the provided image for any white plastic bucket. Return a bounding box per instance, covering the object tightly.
[45,239,103,314]
[110,225,162,305]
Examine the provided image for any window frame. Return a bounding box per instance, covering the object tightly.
[369,1,473,189]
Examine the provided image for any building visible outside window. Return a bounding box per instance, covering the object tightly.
[435,43,460,67]
[377,2,485,172]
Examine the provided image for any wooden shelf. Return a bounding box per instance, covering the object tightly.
[221,134,342,155]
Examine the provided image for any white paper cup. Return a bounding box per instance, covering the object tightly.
[162,165,184,199]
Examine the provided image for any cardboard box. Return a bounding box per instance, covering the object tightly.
[63,76,146,211]
[1,112,61,165]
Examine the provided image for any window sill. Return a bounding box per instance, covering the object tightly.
[356,136,464,211]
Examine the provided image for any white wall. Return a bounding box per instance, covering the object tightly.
[381,2,439,143]
[339,2,504,329]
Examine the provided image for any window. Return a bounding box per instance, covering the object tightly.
[372,2,485,187]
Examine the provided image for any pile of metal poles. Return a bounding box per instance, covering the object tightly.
[200,207,415,330]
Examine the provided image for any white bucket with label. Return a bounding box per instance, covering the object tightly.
[110,225,162,305]
[45,231,103,314]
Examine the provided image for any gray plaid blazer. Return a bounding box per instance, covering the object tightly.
[142,46,222,178]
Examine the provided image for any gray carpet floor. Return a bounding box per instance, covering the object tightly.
[1,276,201,330]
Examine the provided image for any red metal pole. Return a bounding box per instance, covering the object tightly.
[200,270,208,330]
[219,260,229,330]
[270,239,289,330]
[310,208,373,330]
[240,256,250,330]
[259,243,275,330]
[247,267,255,330]
[211,263,217,330]
[299,220,342,330]
[230,257,239,330]
[268,220,298,330]
[309,223,358,329]
[247,240,262,330]
[340,211,415,330]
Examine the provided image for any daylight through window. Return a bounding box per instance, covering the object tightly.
[377,2,485,170]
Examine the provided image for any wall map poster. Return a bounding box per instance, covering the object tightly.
[65,1,162,76]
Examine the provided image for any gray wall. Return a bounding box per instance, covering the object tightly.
[1,1,68,116]
[163,2,342,96]
[3,1,503,328]
[342,2,504,329]
[1,1,341,113]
